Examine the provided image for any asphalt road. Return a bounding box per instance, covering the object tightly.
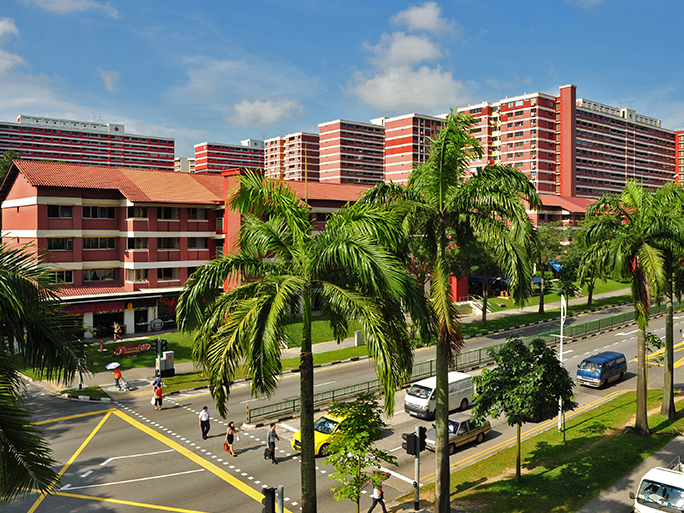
[9,305,684,513]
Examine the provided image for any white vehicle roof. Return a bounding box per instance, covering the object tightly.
[410,371,471,390]
[641,467,684,488]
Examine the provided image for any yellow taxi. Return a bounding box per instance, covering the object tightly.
[291,413,346,457]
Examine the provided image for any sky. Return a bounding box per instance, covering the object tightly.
[1,0,683,157]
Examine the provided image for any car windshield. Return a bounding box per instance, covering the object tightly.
[313,417,339,435]
[407,385,432,399]
[578,361,601,373]
[448,421,460,434]
[636,479,684,511]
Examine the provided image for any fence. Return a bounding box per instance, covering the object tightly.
[247,302,676,423]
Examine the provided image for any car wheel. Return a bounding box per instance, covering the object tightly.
[448,443,456,455]
[619,372,625,381]
[319,443,330,457]
[476,432,485,444]
[460,398,469,411]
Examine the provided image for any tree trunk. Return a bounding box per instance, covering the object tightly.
[587,274,595,308]
[516,423,522,484]
[634,327,650,436]
[434,330,451,513]
[481,276,489,326]
[662,258,675,419]
[300,293,317,513]
[538,273,545,314]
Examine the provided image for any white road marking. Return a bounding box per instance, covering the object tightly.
[616,329,638,336]
[377,465,419,486]
[279,422,298,433]
[80,471,93,478]
[60,469,205,491]
[100,449,174,466]
[389,446,403,452]
[314,381,336,388]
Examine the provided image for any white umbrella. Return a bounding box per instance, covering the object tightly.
[105,362,120,370]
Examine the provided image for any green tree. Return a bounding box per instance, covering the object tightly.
[324,393,396,513]
[472,337,575,484]
[361,108,541,513]
[533,222,565,314]
[0,150,20,184]
[0,239,85,504]
[176,171,430,513]
[582,181,684,434]
[456,239,503,326]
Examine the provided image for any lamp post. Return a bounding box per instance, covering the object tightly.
[558,294,566,432]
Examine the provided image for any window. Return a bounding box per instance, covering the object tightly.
[515,110,524,117]
[47,237,73,251]
[315,212,330,222]
[49,270,73,284]
[515,152,524,158]
[157,206,179,220]
[514,131,524,137]
[157,268,179,281]
[47,205,72,218]
[157,237,180,250]
[187,207,207,220]
[187,237,207,249]
[83,268,116,281]
[515,99,524,107]
[126,269,148,282]
[515,142,524,148]
[127,238,148,250]
[515,162,524,168]
[127,206,148,219]
[83,237,116,250]
[83,206,116,219]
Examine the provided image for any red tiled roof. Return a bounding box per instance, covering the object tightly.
[10,161,224,205]
[56,285,131,298]
[287,180,371,202]
[539,195,595,211]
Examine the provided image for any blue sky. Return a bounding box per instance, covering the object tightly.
[1,0,682,157]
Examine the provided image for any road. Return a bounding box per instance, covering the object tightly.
[8,306,684,513]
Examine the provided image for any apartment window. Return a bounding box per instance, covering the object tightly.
[126,269,148,282]
[315,212,330,222]
[515,152,524,158]
[47,237,73,251]
[515,100,524,107]
[127,238,148,250]
[515,110,524,117]
[83,237,116,250]
[514,131,524,137]
[515,162,524,168]
[187,237,208,249]
[157,237,180,250]
[127,206,148,219]
[83,268,116,282]
[83,206,116,219]
[157,268,179,281]
[187,207,207,220]
[515,142,524,148]
[49,270,73,284]
[47,205,72,218]
[157,206,179,220]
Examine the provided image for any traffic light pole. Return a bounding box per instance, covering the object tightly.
[413,425,420,511]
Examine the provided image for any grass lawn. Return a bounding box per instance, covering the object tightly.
[59,386,109,399]
[410,390,684,513]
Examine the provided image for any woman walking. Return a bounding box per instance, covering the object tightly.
[153,386,163,410]
[225,421,239,456]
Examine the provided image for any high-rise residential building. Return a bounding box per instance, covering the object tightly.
[0,115,174,171]
[676,129,684,182]
[174,157,196,173]
[318,119,384,185]
[264,132,320,181]
[193,139,264,174]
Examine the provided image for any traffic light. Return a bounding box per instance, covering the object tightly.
[261,487,275,513]
[402,432,417,455]
[418,426,427,452]
[160,339,168,352]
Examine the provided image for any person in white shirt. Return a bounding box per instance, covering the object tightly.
[199,406,210,439]
[367,484,387,513]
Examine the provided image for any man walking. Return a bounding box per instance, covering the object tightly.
[199,406,210,439]
[266,423,281,464]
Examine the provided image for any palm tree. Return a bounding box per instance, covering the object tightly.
[582,181,684,434]
[361,108,541,513]
[0,239,85,504]
[176,171,431,513]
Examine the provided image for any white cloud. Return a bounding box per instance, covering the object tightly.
[390,1,456,34]
[366,32,442,68]
[226,98,304,127]
[0,49,25,74]
[98,68,120,93]
[22,0,120,18]
[349,66,468,112]
[0,18,20,42]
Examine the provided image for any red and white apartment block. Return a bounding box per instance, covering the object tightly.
[0,115,174,171]
[193,140,264,174]
[676,130,684,183]
[264,132,320,181]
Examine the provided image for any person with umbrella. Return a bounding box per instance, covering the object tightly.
[106,362,122,390]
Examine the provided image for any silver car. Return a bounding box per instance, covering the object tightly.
[425,412,491,455]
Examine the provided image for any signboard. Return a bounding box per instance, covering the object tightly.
[112,342,152,357]
[63,301,125,314]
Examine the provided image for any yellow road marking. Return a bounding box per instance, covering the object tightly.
[35,409,117,425]
[51,490,211,512]
[28,412,111,513]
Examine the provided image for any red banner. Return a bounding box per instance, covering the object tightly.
[112,343,152,357]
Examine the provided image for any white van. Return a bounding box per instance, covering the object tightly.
[404,371,473,420]
[630,463,684,512]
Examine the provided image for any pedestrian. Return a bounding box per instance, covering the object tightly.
[199,406,210,439]
[367,483,388,513]
[153,386,163,410]
[112,366,122,390]
[113,321,122,342]
[266,423,281,464]
[152,372,163,390]
[225,421,239,457]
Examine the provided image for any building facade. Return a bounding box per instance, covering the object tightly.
[676,130,684,183]
[174,157,196,173]
[264,132,320,181]
[318,119,385,185]
[194,140,264,174]
[0,115,174,171]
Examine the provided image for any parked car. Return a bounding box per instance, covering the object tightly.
[291,413,346,457]
[424,412,491,455]
[404,371,473,420]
